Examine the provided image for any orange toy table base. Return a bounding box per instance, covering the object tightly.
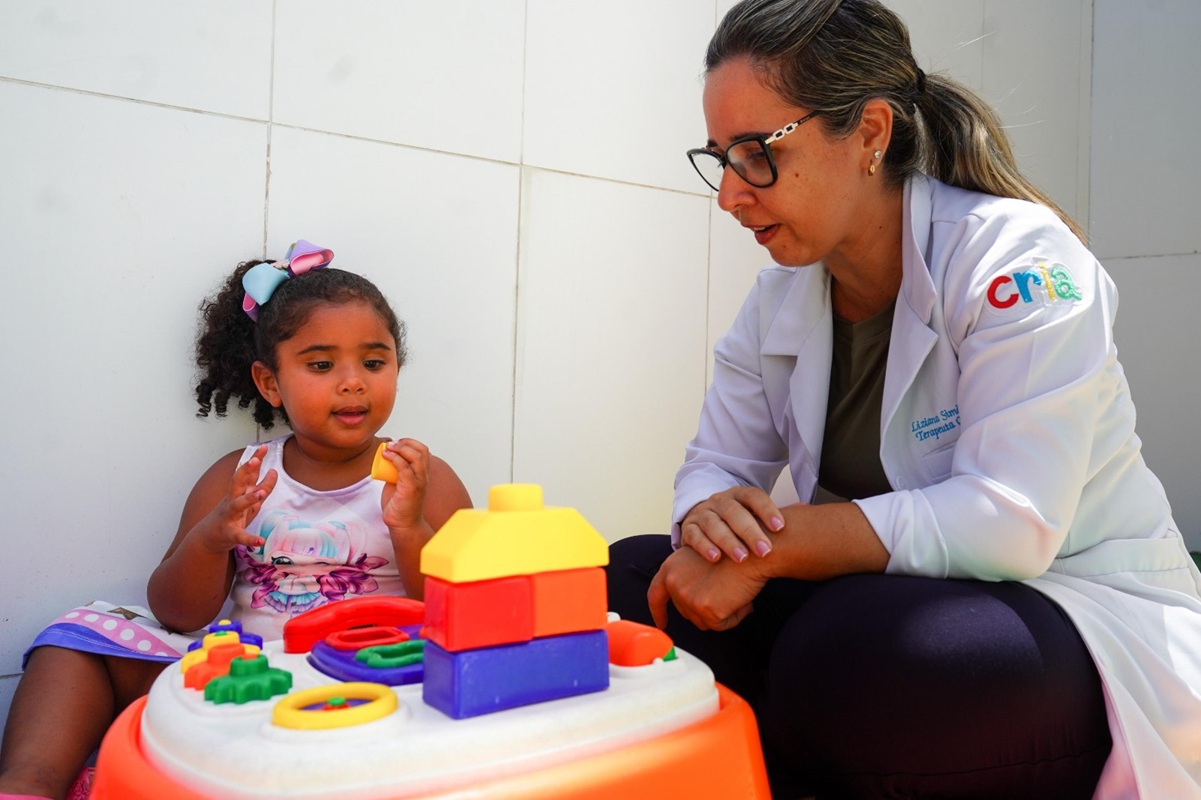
[91,598,768,799]
[94,486,770,798]
[93,684,767,799]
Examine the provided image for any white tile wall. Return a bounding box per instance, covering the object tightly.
[523,0,713,192]
[1090,0,1201,259]
[0,0,273,118]
[0,80,267,674]
[1106,254,1201,549]
[0,677,16,754]
[274,0,526,162]
[265,126,521,505]
[513,170,710,539]
[1,0,1198,733]
[707,200,772,385]
[888,0,985,88]
[982,0,1091,222]
[1089,0,1201,542]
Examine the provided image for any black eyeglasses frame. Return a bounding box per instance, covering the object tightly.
[686,110,822,192]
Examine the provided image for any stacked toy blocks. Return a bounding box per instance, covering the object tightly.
[419,483,610,719]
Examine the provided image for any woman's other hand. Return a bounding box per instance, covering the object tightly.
[680,485,783,563]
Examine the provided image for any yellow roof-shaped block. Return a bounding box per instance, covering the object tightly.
[421,484,609,583]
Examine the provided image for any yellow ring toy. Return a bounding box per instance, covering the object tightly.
[272,682,397,730]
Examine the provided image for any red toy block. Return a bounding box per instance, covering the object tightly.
[422,575,533,651]
[531,568,607,638]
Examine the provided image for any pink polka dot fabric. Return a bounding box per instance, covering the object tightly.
[23,601,200,668]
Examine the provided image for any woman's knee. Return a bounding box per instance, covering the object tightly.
[759,575,1109,795]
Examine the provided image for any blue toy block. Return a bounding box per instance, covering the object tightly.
[423,630,609,719]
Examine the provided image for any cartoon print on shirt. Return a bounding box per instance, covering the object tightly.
[236,509,388,614]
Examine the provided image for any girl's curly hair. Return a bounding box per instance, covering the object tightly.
[194,261,407,429]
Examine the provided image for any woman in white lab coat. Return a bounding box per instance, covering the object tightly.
[606,1,1201,797]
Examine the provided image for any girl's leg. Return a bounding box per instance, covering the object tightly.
[0,646,166,800]
[761,575,1112,799]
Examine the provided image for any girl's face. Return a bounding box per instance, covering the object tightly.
[701,57,875,270]
[253,300,399,461]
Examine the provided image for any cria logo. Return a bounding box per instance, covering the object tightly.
[987,261,1083,309]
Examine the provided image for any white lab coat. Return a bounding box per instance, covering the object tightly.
[674,174,1201,798]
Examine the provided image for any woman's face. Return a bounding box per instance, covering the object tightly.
[701,57,870,269]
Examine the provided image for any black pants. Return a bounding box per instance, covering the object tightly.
[606,534,1112,799]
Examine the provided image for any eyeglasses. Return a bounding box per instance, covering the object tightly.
[686,110,821,192]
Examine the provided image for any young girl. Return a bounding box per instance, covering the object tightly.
[0,242,472,800]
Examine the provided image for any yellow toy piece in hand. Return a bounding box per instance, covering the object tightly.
[371,442,399,484]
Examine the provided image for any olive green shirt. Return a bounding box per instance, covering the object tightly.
[818,301,895,501]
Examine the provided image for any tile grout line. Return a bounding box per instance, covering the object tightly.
[0,76,710,201]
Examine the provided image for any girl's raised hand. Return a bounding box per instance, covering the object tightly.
[379,438,430,532]
[195,444,277,554]
[680,485,783,563]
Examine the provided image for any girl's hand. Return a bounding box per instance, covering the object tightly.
[380,438,430,532]
[680,486,783,563]
[196,444,277,554]
[647,546,768,632]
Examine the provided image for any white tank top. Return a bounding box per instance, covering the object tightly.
[229,435,403,640]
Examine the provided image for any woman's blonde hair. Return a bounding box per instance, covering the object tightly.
[708,0,1085,242]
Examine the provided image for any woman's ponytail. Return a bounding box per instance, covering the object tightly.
[708,0,1086,242]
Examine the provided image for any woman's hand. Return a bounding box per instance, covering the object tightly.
[194,444,276,553]
[680,485,783,563]
[379,438,430,532]
[647,545,769,632]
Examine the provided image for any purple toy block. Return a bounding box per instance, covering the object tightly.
[423,630,609,719]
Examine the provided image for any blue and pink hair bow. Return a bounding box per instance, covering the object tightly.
[242,239,335,321]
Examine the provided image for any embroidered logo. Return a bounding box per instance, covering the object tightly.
[986,260,1082,310]
[911,405,959,442]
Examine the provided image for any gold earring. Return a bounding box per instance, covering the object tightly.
[869,164,877,175]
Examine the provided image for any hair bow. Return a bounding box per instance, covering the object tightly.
[242,239,335,320]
